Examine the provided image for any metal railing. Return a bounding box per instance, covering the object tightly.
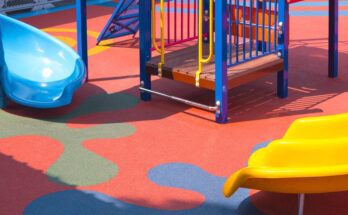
[151,0,280,84]
[151,0,199,76]
[227,0,279,67]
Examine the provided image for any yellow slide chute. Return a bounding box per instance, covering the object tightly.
[224,113,348,197]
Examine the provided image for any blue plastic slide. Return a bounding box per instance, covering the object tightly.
[0,15,86,108]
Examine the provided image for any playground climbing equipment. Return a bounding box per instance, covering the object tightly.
[139,0,290,123]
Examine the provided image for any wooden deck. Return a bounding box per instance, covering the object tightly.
[146,44,284,90]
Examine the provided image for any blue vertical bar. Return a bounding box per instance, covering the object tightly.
[215,0,228,123]
[76,0,88,80]
[261,0,265,54]
[0,26,6,108]
[229,0,233,65]
[328,0,338,78]
[139,0,152,101]
[203,0,209,43]
[274,0,278,51]
[257,1,266,52]
[277,0,288,98]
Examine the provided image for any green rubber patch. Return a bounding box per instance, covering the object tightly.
[0,93,139,186]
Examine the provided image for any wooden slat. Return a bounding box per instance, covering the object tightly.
[146,44,283,90]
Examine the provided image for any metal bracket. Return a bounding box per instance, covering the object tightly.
[158,67,162,77]
[278,21,283,36]
[158,63,163,77]
[215,100,221,115]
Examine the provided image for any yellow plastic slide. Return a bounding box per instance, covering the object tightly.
[224,113,348,197]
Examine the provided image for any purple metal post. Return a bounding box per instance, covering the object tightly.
[194,0,197,36]
[168,0,170,42]
[181,0,184,40]
[174,0,177,42]
[188,0,191,37]
[328,0,338,78]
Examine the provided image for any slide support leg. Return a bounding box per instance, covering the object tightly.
[76,0,89,80]
[0,25,6,108]
[139,0,152,101]
[0,85,6,108]
[328,0,338,78]
[277,0,289,98]
[298,193,305,215]
[215,0,228,123]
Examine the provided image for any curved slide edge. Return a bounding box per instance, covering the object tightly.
[0,15,86,108]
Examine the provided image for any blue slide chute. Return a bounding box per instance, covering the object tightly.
[0,15,86,108]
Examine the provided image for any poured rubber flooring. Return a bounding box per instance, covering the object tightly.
[1,1,348,214]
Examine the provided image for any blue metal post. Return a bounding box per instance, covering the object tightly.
[203,0,210,43]
[0,27,6,108]
[76,0,88,80]
[139,0,152,101]
[328,0,338,78]
[215,0,228,123]
[277,0,289,98]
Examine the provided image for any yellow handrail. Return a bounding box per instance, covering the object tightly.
[151,0,165,76]
[196,0,214,87]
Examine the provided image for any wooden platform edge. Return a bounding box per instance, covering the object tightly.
[146,55,284,91]
[146,64,216,90]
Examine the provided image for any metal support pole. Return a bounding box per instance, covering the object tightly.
[277,0,289,98]
[139,86,218,112]
[76,0,88,80]
[215,0,228,123]
[139,0,152,101]
[328,0,338,78]
[298,193,305,215]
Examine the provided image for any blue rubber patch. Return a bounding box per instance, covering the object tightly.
[24,163,264,215]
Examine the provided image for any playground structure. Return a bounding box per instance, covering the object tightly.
[0,0,88,108]
[1,0,337,119]
[137,0,339,123]
[139,0,289,123]
[223,113,348,215]
[0,1,346,214]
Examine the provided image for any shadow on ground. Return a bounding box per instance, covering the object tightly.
[3,42,348,125]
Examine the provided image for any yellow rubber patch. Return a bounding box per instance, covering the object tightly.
[54,36,77,48]
[42,28,114,57]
